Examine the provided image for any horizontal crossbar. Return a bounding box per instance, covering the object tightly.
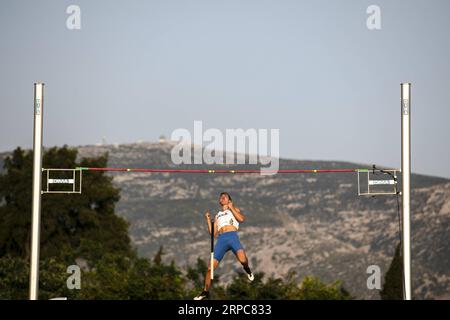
[75,167,372,174]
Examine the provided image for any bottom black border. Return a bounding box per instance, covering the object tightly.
[1,299,447,319]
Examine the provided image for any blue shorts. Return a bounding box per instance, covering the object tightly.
[214,231,244,262]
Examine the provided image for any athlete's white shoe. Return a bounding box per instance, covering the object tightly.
[193,290,209,300]
[247,273,254,282]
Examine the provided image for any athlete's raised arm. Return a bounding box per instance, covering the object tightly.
[204,212,213,234]
[227,201,245,223]
[204,212,219,237]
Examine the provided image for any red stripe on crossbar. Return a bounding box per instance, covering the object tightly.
[82,167,359,174]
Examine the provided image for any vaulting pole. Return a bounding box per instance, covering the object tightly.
[210,218,214,280]
[30,83,44,300]
[401,82,412,300]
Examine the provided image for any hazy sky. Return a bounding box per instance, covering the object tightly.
[1,0,449,178]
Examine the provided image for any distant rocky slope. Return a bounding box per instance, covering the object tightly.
[1,142,449,299]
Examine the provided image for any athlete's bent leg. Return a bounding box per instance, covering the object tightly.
[235,249,253,280]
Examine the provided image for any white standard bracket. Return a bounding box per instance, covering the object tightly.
[42,168,82,194]
[357,169,399,196]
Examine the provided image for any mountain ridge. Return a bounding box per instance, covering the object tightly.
[1,142,449,299]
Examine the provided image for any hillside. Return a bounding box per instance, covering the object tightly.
[1,142,449,299]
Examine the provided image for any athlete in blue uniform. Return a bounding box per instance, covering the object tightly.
[194,192,254,300]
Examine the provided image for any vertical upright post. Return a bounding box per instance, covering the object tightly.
[401,82,412,300]
[30,83,44,300]
[210,219,214,280]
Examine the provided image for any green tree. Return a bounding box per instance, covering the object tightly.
[221,272,351,300]
[0,146,134,299]
[0,255,28,299]
[77,252,186,300]
[295,276,352,300]
[380,243,404,300]
[188,259,352,300]
[0,146,132,262]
